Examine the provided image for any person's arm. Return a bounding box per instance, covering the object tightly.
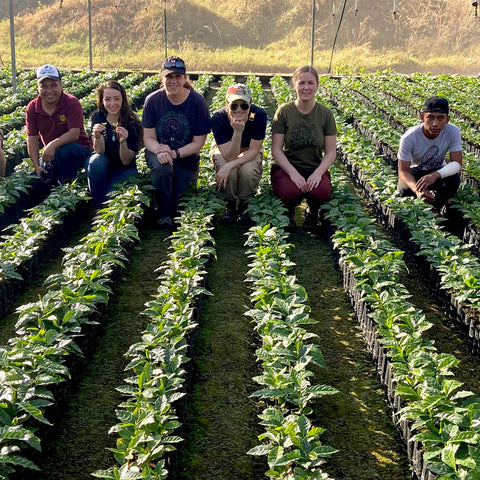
[0,149,5,178]
[416,150,463,194]
[306,135,337,191]
[143,127,172,164]
[398,158,419,193]
[215,114,245,161]
[217,137,263,167]
[143,127,162,154]
[271,132,306,191]
[449,150,463,167]
[116,126,136,166]
[41,128,81,163]
[176,134,208,159]
[91,123,106,155]
[27,135,44,177]
[398,158,434,202]
[215,138,264,188]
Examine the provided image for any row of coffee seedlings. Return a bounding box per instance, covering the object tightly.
[270,74,480,477]
[193,73,214,98]
[400,73,480,150]
[0,69,36,100]
[0,184,148,479]
[313,78,480,316]
[337,74,480,192]
[245,193,338,480]
[0,181,90,317]
[340,73,480,159]
[356,72,480,156]
[0,168,34,217]
[324,75,480,248]
[324,164,480,480]
[92,186,220,480]
[329,98,480,352]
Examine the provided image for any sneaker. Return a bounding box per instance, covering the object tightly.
[303,204,320,231]
[237,201,253,226]
[220,202,237,225]
[156,215,173,229]
[238,210,253,226]
[285,207,296,231]
[303,212,319,231]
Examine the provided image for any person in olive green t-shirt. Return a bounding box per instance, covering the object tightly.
[271,65,337,230]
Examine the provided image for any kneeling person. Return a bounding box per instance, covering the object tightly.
[26,65,92,185]
[210,84,267,225]
[397,96,462,214]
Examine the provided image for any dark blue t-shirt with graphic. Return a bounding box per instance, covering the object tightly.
[142,88,210,170]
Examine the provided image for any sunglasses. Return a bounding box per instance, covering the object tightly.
[230,103,250,111]
[163,58,185,69]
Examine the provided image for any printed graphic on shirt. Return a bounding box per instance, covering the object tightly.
[419,145,443,170]
[290,123,316,151]
[59,115,66,124]
[157,111,190,148]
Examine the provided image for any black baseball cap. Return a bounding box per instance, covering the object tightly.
[422,96,449,115]
[161,56,186,76]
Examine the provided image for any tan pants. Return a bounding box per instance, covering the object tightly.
[211,146,263,202]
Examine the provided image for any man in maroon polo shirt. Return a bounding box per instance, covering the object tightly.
[26,64,92,184]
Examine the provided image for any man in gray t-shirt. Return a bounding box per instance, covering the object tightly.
[397,96,462,213]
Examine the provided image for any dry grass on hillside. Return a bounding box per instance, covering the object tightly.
[0,0,479,74]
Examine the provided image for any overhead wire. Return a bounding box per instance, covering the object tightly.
[327,0,348,74]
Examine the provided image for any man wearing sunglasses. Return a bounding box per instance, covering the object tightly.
[210,84,267,225]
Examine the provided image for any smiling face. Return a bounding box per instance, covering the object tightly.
[102,87,123,117]
[293,72,318,103]
[421,112,449,139]
[38,78,62,106]
[228,100,251,121]
[163,72,187,96]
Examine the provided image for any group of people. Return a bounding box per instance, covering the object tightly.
[1,59,463,228]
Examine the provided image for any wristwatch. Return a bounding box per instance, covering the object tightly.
[175,149,181,159]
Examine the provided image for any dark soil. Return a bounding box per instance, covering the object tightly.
[175,222,266,480]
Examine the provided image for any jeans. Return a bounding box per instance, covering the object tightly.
[397,169,460,210]
[41,143,91,184]
[86,153,138,209]
[145,150,198,218]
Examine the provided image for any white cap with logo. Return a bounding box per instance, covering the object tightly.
[36,64,61,82]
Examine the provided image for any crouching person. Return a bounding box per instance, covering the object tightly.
[397,96,462,216]
[26,64,92,185]
[210,84,267,225]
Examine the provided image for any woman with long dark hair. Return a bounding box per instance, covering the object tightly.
[87,80,142,210]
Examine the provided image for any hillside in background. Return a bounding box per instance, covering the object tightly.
[0,0,479,74]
